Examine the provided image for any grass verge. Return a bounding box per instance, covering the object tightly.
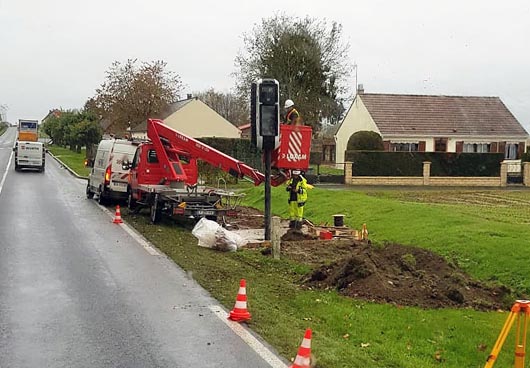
[47,146,90,177]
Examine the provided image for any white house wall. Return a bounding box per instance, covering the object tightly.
[335,97,380,167]
[164,99,241,138]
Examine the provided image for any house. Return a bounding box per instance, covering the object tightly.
[130,97,241,139]
[41,109,62,124]
[335,91,529,165]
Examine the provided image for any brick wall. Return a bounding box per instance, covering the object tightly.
[344,161,509,187]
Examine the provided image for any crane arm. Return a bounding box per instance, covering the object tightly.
[147,119,266,186]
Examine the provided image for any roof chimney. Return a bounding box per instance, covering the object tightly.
[187,93,192,100]
[357,84,364,94]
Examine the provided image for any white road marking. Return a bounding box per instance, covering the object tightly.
[0,151,13,197]
[120,223,160,256]
[208,305,288,368]
[100,205,160,256]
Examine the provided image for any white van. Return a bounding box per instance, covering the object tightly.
[13,141,45,172]
[86,139,138,204]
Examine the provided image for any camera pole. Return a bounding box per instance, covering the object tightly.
[264,148,272,240]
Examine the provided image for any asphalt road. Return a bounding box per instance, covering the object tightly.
[0,127,286,367]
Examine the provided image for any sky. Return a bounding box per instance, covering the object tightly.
[1,0,529,130]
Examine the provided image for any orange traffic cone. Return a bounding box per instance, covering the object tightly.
[290,328,312,368]
[228,279,251,322]
[113,205,123,224]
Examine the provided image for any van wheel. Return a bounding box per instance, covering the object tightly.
[150,195,161,223]
[86,183,95,199]
[98,189,106,205]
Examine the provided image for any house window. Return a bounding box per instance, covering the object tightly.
[434,138,447,152]
[392,142,419,152]
[463,143,491,153]
[505,143,519,159]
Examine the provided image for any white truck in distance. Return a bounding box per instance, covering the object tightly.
[13,141,45,172]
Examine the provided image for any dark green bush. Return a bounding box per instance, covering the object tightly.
[346,151,423,176]
[347,131,384,151]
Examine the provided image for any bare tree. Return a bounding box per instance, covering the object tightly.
[87,60,183,133]
[194,89,249,126]
[234,14,352,130]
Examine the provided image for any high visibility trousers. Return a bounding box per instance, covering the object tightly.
[288,201,304,221]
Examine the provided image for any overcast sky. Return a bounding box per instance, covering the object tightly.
[1,0,529,130]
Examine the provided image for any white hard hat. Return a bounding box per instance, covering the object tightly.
[284,99,294,109]
[292,170,301,175]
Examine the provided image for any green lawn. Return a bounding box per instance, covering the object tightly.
[47,146,91,177]
[57,148,528,367]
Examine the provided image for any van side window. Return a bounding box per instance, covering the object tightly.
[147,149,158,163]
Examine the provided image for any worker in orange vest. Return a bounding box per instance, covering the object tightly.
[284,99,302,126]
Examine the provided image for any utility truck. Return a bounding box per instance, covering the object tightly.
[124,118,312,223]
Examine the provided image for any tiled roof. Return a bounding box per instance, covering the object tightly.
[158,99,194,119]
[130,99,195,132]
[360,93,528,137]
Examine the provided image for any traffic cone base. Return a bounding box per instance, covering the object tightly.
[290,328,312,368]
[228,279,251,322]
[113,205,123,224]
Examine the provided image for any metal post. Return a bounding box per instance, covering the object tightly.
[264,148,272,240]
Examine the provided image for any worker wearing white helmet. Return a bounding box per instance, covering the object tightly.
[283,99,302,126]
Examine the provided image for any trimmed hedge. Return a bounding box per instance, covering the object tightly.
[345,151,505,177]
[347,151,424,176]
[197,138,263,184]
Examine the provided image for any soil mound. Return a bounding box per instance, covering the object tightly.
[281,229,316,241]
[304,242,511,310]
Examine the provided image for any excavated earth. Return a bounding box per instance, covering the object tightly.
[229,207,513,310]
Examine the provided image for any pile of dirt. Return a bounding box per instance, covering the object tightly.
[302,242,511,310]
[281,230,316,241]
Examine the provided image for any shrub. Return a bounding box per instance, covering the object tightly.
[347,131,384,151]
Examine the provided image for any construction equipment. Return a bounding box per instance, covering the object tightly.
[125,118,311,223]
[484,300,529,368]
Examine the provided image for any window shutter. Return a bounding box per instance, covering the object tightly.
[418,141,426,152]
[499,141,506,155]
[455,141,464,153]
[518,142,525,158]
[383,140,391,151]
[490,142,498,152]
